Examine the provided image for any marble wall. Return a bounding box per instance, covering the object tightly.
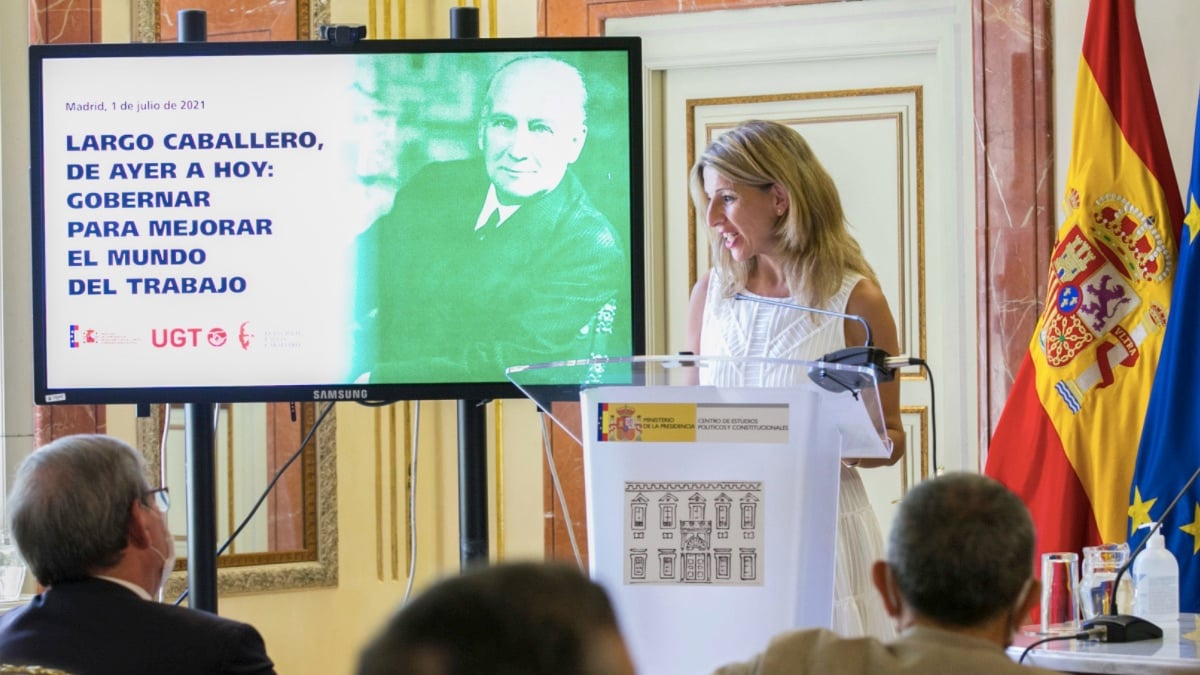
[27,1,107,444]
[157,0,300,41]
[29,0,101,45]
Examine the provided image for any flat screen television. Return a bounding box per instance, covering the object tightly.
[30,37,645,405]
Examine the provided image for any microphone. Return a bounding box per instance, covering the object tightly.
[733,293,905,393]
[735,293,874,344]
[1080,462,1200,642]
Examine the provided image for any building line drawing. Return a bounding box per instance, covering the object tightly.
[623,480,764,586]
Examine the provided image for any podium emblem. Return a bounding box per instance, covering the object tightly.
[624,481,763,586]
[608,406,643,441]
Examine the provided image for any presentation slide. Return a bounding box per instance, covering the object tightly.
[40,54,361,395]
[32,44,639,403]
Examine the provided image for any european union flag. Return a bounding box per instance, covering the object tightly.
[1129,90,1200,613]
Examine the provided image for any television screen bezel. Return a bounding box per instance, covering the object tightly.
[29,36,646,405]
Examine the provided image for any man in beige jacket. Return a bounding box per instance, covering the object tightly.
[714,472,1061,674]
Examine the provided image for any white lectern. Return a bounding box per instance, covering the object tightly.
[508,355,891,675]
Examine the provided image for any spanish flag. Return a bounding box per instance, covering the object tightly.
[1129,92,1200,612]
[985,0,1182,568]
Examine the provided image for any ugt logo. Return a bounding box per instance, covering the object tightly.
[151,327,228,348]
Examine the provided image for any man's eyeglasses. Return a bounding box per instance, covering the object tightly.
[142,487,170,512]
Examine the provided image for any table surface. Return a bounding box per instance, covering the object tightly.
[1008,613,1200,674]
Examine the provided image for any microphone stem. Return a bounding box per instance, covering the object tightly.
[1110,462,1200,614]
[734,293,873,346]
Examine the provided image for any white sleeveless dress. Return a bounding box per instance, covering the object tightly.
[699,268,896,641]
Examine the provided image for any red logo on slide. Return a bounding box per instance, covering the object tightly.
[238,322,254,350]
[207,328,227,347]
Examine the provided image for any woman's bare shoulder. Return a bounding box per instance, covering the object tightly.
[847,277,889,311]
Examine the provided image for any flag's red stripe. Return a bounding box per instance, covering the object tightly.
[986,357,1102,561]
[1082,0,1184,234]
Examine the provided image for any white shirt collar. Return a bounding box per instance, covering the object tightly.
[93,574,152,601]
[474,185,520,231]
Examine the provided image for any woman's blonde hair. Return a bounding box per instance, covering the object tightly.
[688,120,876,305]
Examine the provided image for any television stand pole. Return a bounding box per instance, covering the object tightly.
[184,402,218,612]
[458,400,489,568]
[450,6,489,570]
[177,8,219,613]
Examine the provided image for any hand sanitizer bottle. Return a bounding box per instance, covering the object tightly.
[1132,525,1179,624]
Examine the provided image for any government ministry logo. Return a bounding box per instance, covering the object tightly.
[606,406,642,442]
[68,324,93,348]
[68,324,140,348]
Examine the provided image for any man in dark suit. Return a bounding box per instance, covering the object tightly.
[351,56,627,383]
[0,434,276,675]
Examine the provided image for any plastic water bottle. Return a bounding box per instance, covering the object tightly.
[1132,525,1179,623]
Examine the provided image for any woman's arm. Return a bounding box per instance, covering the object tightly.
[843,278,906,467]
[681,272,713,386]
[685,271,711,356]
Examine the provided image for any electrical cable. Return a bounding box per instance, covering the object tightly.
[154,402,222,485]
[158,405,172,488]
[881,356,936,477]
[540,411,584,570]
[172,401,335,606]
[914,358,937,476]
[1018,627,1106,665]
[401,401,421,605]
[357,399,398,408]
